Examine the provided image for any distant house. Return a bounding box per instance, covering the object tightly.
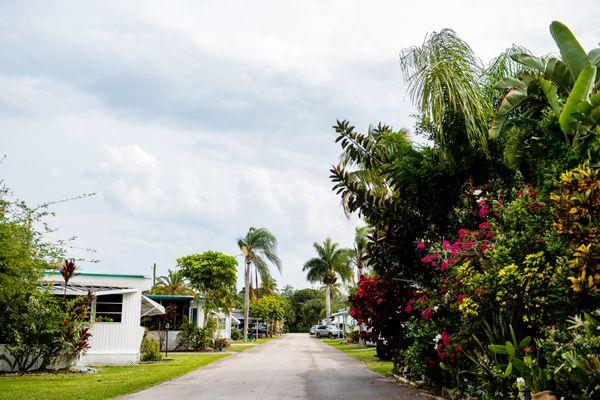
[330,308,357,333]
[142,294,239,350]
[0,271,165,371]
[40,271,165,366]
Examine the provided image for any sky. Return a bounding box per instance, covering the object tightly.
[1,0,599,290]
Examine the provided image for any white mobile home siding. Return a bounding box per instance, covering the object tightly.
[80,291,145,366]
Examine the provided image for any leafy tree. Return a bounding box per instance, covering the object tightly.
[249,295,288,337]
[151,268,194,295]
[0,177,92,371]
[284,288,321,331]
[300,298,326,328]
[237,227,281,341]
[350,226,370,284]
[259,275,277,297]
[177,251,237,324]
[279,284,295,299]
[303,238,352,324]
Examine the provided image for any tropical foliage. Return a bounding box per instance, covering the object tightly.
[0,180,92,372]
[332,21,599,399]
[303,238,352,324]
[249,295,289,337]
[150,269,194,295]
[177,251,237,323]
[237,227,281,341]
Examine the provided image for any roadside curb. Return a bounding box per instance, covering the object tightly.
[390,374,446,400]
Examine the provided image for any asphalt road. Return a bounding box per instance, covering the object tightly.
[121,333,427,400]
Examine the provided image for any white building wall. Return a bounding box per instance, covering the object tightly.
[79,291,144,366]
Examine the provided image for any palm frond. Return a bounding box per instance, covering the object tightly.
[400,29,490,154]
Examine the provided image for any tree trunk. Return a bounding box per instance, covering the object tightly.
[243,261,250,342]
[325,285,331,324]
[255,266,259,299]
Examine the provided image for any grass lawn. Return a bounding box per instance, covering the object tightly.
[0,353,228,400]
[0,336,280,400]
[229,336,278,352]
[322,338,394,377]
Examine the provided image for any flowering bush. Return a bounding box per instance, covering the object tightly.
[349,276,412,352]
[550,165,600,296]
[1,289,92,371]
[380,173,597,397]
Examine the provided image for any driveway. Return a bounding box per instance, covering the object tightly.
[121,333,427,400]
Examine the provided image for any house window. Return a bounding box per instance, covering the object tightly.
[95,294,123,322]
[191,308,198,324]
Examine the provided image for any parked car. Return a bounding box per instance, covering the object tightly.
[315,324,341,338]
[248,323,268,338]
[309,325,318,335]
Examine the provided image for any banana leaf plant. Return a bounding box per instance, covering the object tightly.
[490,21,599,149]
[488,326,550,393]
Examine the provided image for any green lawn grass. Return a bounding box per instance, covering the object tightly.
[0,337,280,400]
[0,336,282,400]
[322,338,394,377]
[0,352,229,400]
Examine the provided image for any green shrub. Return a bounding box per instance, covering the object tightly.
[177,317,218,351]
[140,336,162,362]
[230,329,242,341]
[348,330,360,343]
[213,338,230,351]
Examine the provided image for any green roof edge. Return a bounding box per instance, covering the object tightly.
[145,294,196,301]
[44,271,147,279]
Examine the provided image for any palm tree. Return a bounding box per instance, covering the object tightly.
[399,29,490,159]
[259,275,277,297]
[303,238,352,324]
[237,227,281,341]
[151,269,194,295]
[350,226,370,284]
[318,281,344,307]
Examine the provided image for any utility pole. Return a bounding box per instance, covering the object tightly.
[152,263,157,286]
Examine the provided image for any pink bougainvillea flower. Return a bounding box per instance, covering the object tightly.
[479,206,490,218]
[416,242,426,250]
[457,293,465,303]
[421,307,433,320]
[478,222,490,230]
[404,304,413,313]
[441,330,452,347]
[441,260,448,272]
[458,229,468,239]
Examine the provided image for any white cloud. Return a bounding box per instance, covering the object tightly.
[1,0,598,288]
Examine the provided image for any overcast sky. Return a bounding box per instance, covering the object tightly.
[1,1,598,290]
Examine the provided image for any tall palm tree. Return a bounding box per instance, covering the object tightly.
[399,29,490,158]
[350,226,370,284]
[303,238,352,324]
[237,227,281,341]
[318,281,344,307]
[151,269,194,295]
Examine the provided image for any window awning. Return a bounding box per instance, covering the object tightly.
[141,295,166,317]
